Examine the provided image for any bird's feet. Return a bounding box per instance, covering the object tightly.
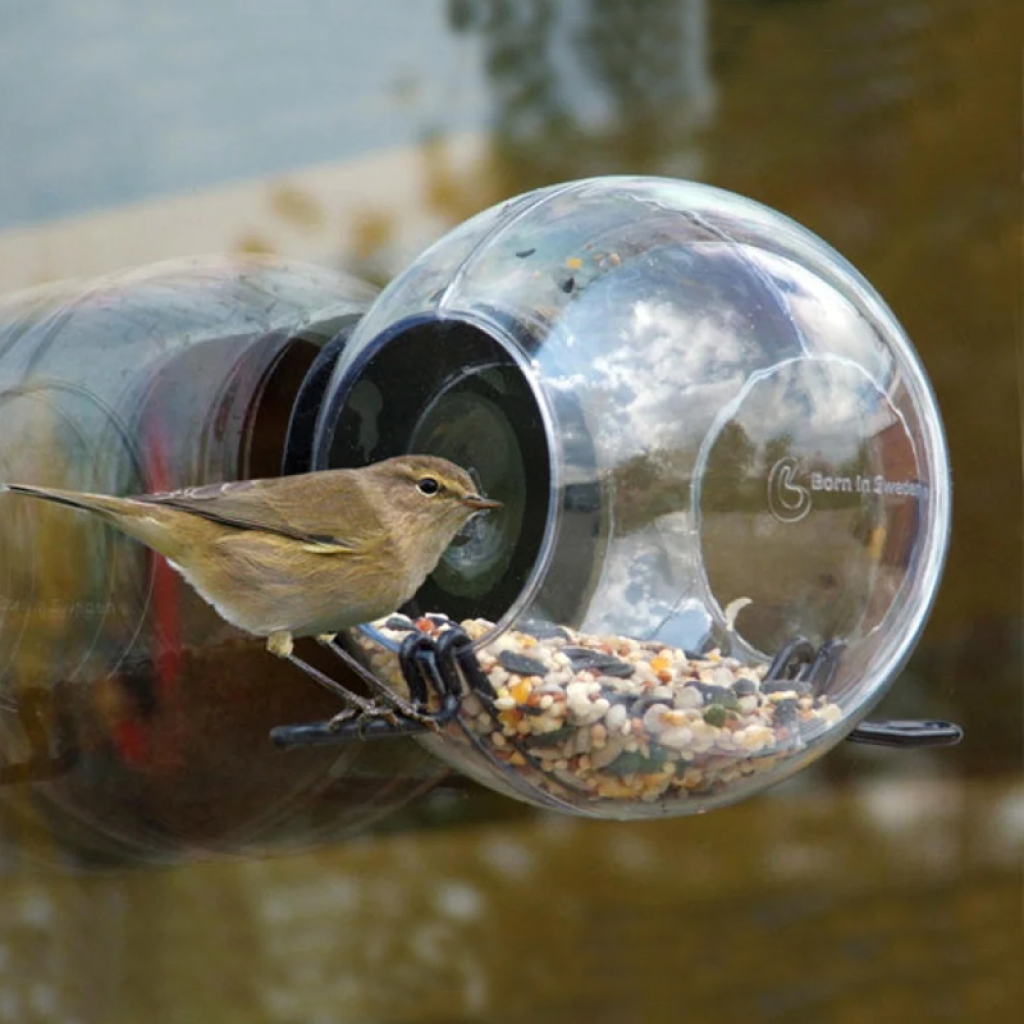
[267,631,446,738]
[325,703,399,736]
[316,634,443,733]
[267,630,295,659]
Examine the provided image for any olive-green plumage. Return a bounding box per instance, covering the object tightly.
[3,455,499,657]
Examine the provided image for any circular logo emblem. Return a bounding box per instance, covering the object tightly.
[767,456,812,523]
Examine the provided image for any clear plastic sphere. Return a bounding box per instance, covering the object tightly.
[316,177,951,818]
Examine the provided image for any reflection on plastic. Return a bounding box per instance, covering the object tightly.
[0,256,446,865]
[310,177,952,819]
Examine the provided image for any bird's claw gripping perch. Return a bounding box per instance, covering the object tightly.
[316,634,444,729]
[271,631,466,747]
[327,704,399,731]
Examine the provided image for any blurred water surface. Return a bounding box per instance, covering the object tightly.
[0,0,486,227]
[0,0,1020,1021]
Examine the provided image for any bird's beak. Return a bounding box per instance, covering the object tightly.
[461,494,502,511]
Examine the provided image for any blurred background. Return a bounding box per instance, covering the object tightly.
[0,0,1020,1021]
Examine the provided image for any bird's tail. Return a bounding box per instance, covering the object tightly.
[1,483,181,558]
[2,482,130,519]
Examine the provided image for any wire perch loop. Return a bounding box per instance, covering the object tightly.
[763,635,963,748]
[270,631,469,747]
[270,628,963,751]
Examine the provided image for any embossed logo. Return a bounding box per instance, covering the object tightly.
[767,457,925,523]
[766,456,812,523]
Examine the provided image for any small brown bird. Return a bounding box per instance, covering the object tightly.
[2,455,500,724]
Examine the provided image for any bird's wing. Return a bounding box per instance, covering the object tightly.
[138,473,374,550]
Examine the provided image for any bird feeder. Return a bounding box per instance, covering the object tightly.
[273,176,960,819]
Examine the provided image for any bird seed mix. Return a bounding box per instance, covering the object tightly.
[359,614,844,810]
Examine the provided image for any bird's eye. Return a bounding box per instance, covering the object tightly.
[417,477,440,496]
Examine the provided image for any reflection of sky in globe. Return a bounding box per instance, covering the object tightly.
[746,247,895,387]
[526,236,907,644]
[541,244,899,473]
[734,357,900,465]
[0,1,486,228]
[542,250,798,469]
[548,301,757,463]
[580,512,712,650]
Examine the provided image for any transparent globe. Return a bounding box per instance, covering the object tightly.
[315,177,951,818]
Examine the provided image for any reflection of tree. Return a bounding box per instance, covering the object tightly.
[611,447,692,533]
[838,439,875,483]
[452,0,569,175]
[441,0,712,212]
[578,0,713,168]
[762,432,794,475]
[701,421,756,511]
[444,0,571,202]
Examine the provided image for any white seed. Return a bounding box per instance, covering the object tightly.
[642,703,672,735]
[599,674,641,693]
[605,703,627,733]
[633,661,657,684]
[711,666,734,687]
[674,687,702,710]
[658,726,694,750]
[565,681,592,704]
